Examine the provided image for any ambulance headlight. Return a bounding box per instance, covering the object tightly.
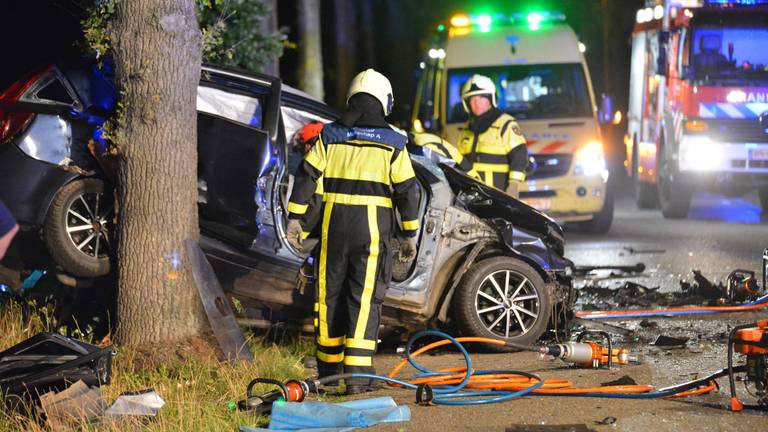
[680,136,723,171]
[574,141,607,178]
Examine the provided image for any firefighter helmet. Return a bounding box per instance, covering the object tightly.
[461,74,497,112]
[347,69,394,116]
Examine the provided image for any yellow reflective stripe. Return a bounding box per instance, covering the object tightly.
[344,355,373,366]
[287,202,308,215]
[508,171,526,182]
[390,148,417,184]
[472,162,510,173]
[317,351,344,363]
[305,136,327,171]
[318,335,345,347]
[301,231,311,240]
[346,338,376,350]
[313,318,319,327]
[314,303,319,312]
[318,203,333,343]
[324,193,392,207]
[467,169,481,180]
[354,205,379,341]
[324,143,392,183]
[402,219,419,231]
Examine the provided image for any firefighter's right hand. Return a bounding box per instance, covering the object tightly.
[286,219,303,251]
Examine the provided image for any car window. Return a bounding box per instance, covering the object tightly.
[197,84,264,128]
[282,104,334,174]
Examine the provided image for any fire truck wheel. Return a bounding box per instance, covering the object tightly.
[657,159,692,219]
[759,188,768,211]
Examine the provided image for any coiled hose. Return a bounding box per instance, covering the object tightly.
[312,330,720,406]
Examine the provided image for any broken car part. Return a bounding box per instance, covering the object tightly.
[573,263,645,276]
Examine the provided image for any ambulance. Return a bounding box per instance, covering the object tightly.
[627,0,768,218]
[411,11,612,232]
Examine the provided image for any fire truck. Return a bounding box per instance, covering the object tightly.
[627,0,768,218]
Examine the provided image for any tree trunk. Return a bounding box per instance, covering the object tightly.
[333,0,357,108]
[358,0,376,68]
[111,0,206,346]
[297,0,324,100]
[261,0,280,76]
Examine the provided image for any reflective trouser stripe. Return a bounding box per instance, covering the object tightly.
[353,205,379,341]
[318,335,345,347]
[317,351,344,363]
[479,171,496,187]
[346,338,376,350]
[344,355,373,366]
[317,203,334,345]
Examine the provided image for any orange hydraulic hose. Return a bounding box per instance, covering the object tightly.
[576,299,768,318]
[386,336,715,398]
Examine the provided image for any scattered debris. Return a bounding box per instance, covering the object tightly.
[505,425,597,432]
[601,376,637,387]
[651,335,689,349]
[639,319,658,329]
[40,380,106,431]
[594,416,617,425]
[573,263,646,276]
[621,246,666,256]
[186,239,253,365]
[105,389,165,417]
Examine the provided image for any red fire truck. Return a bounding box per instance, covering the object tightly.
[626,0,768,218]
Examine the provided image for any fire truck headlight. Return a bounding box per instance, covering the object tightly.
[574,141,607,178]
[680,136,723,171]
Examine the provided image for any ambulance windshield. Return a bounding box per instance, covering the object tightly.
[691,27,768,80]
[446,63,592,123]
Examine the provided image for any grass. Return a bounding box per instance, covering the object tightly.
[0,302,317,431]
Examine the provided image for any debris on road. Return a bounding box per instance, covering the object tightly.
[651,335,690,349]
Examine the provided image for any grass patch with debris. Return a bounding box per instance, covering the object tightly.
[0,302,316,431]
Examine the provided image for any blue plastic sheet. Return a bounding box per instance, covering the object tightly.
[240,396,410,432]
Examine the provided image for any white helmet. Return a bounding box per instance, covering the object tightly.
[461,74,497,113]
[347,69,394,116]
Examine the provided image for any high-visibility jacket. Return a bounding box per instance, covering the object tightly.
[411,132,480,179]
[457,113,528,190]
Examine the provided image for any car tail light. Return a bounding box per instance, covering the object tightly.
[0,66,52,145]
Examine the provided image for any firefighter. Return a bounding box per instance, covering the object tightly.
[457,74,528,197]
[285,69,420,395]
[410,132,480,179]
[288,122,325,242]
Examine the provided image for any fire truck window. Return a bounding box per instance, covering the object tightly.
[691,27,768,78]
[446,64,591,123]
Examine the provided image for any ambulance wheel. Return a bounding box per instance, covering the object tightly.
[452,257,550,352]
[580,189,614,234]
[657,158,692,219]
[759,188,768,212]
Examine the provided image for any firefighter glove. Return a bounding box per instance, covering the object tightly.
[398,237,417,263]
[286,219,303,251]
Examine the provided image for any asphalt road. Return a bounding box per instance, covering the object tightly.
[358,175,768,431]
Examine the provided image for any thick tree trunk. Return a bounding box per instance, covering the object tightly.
[111,0,206,345]
[333,0,357,108]
[261,0,280,76]
[297,0,324,99]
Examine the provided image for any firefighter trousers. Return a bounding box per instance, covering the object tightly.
[314,201,393,383]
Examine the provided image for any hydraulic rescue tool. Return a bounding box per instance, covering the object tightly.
[728,320,768,412]
[233,378,308,414]
[543,331,633,369]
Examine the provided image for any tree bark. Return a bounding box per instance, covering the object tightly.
[297,0,324,99]
[111,0,206,346]
[261,0,280,76]
[333,0,357,107]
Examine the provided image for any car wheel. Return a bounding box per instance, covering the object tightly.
[657,155,692,219]
[579,188,614,234]
[759,188,768,212]
[633,137,658,209]
[452,257,551,352]
[44,178,114,277]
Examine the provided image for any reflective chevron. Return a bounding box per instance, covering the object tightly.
[699,103,768,119]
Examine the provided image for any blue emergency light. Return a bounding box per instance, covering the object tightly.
[703,0,768,5]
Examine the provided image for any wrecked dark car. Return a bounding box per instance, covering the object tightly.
[0,60,572,346]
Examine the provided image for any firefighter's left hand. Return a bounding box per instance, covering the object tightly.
[286,219,303,251]
[398,237,417,263]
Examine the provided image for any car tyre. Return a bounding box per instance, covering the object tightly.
[579,188,614,234]
[452,257,550,352]
[657,156,692,219]
[44,178,113,277]
[759,188,768,212]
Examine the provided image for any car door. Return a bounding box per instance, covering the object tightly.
[196,71,281,248]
